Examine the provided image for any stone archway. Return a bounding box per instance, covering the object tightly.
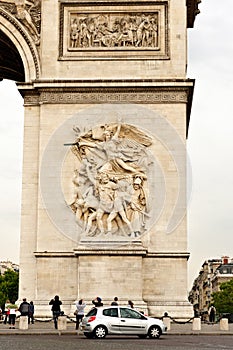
[0,5,40,81]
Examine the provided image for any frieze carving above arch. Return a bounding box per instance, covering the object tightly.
[0,0,41,45]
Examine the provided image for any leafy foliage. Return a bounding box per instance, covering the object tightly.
[0,269,19,310]
[212,278,233,314]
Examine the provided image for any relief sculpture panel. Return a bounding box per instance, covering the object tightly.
[60,2,168,59]
[66,121,154,240]
[69,13,159,49]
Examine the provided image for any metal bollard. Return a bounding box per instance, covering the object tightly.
[19,316,28,330]
[192,317,201,331]
[57,315,67,330]
[219,318,229,331]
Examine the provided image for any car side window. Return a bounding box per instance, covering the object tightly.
[103,308,119,317]
[120,308,143,319]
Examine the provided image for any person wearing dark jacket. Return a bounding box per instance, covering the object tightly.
[28,301,34,324]
[92,297,103,307]
[19,298,30,322]
[111,297,118,306]
[49,295,62,329]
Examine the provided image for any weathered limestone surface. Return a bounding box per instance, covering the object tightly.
[0,0,201,318]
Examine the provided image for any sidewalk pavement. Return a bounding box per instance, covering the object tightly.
[0,319,232,335]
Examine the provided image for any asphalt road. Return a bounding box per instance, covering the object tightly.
[0,335,232,350]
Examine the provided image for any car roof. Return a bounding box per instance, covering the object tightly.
[94,306,145,312]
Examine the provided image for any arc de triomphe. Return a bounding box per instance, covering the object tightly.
[0,0,200,317]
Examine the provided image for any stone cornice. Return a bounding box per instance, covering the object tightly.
[34,250,190,258]
[146,252,190,259]
[18,78,195,88]
[18,79,194,136]
[34,252,75,258]
[18,79,194,105]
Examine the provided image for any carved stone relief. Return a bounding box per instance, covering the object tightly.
[60,2,168,59]
[0,0,41,44]
[69,13,159,49]
[67,122,154,239]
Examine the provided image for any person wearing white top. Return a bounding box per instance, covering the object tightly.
[8,301,18,329]
[74,299,86,330]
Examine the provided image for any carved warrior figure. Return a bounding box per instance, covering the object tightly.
[0,0,41,44]
[68,122,153,238]
[69,13,158,49]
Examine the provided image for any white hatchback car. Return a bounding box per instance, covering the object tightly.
[81,306,167,339]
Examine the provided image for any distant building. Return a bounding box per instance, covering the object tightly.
[0,261,19,275]
[189,256,233,318]
[212,257,233,293]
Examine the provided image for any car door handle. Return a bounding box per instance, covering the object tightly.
[121,320,126,322]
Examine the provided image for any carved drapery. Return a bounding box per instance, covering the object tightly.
[67,122,154,239]
[0,0,41,44]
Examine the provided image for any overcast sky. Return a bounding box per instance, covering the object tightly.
[0,0,232,290]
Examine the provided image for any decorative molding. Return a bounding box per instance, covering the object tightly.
[39,89,189,104]
[146,252,190,259]
[34,250,189,258]
[24,92,40,106]
[59,1,169,60]
[74,248,148,256]
[34,252,75,258]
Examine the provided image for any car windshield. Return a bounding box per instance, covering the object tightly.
[85,308,97,317]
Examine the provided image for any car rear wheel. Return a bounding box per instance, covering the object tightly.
[148,325,162,339]
[94,325,107,338]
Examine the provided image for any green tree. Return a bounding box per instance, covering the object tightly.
[0,269,19,310]
[212,278,233,314]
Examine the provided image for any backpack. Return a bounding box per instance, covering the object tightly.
[20,303,29,313]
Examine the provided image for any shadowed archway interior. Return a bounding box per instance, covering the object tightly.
[0,29,25,81]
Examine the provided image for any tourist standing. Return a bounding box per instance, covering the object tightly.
[128,300,134,308]
[49,295,62,329]
[8,301,18,329]
[3,299,10,324]
[111,297,118,306]
[28,301,35,324]
[92,297,103,307]
[208,305,216,323]
[74,299,86,330]
[19,298,30,322]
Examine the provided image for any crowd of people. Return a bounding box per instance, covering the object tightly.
[49,295,136,330]
[1,298,34,329]
[1,295,136,330]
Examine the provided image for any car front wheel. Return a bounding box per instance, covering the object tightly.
[94,325,107,338]
[148,325,162,339]
[84,332,94,338]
